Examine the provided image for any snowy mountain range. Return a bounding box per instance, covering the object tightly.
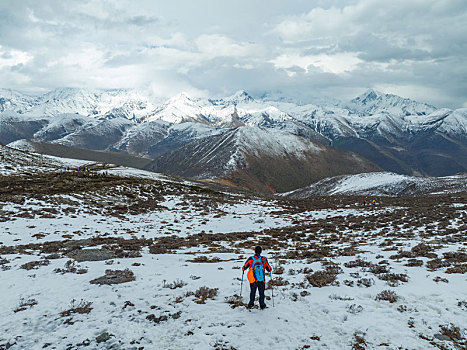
[1,87,466,192]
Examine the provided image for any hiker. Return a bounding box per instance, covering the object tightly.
[242,246,272,309]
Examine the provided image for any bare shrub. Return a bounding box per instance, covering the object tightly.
[411,243,436,258]
[273,266,284,275]
[352,332,367,350]
[344,259,371,268]
[446,264,467,274]
[378,273,408,286]
[20,259,50,270]
[225,294,245,309]
[212,339,237,350]
[0,257,10,271]
[306,270,337,288]
[438,324,465,344]
[163,279,187,289]
[443,251,467,263]
[329,294,353,301]
[14,298,38,313]
[60,299,93,316]
[322,261,343,275]
[146,314,168,324]
[389,251,413,260]
[188,255,221,263]
[122,301,135,309]
[54,260,87,274]
[368,264,390,275]
[426,258,450,270]
[376,290,398,303]
[357,278,374,288]
[194,286,218,304]
[269,276,289,287]
[406,259,423,267]
[433,276,449,283]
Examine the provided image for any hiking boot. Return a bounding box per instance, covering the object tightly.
[260,304,267,310]
[247,304,254,309]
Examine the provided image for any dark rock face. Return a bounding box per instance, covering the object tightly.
[68,249,117,262]
[89,269,135,285]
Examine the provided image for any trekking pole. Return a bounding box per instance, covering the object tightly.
[240,270,244,297]
[270,271,275,307]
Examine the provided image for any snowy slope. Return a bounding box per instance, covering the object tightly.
[0,88,38,114]
[0,144,91,175]
[283,172,467,198]
[227,126,323,167]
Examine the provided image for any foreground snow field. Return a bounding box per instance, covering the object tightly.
[0,162,466,349]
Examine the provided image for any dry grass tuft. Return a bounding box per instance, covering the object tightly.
[306,270,337,288]
[14,298,38,313]
[163,279,187,289]
[20,259,50,270]
[60,299,92,317]
[378,273,408,286]
[225,294,245,309]
[352,332,367,350]
[445,264,467,274]
[188,255,221,263]
[376,290,398,303]
[194,286,218,304]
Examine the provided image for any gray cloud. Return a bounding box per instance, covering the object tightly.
[0,0,466,108]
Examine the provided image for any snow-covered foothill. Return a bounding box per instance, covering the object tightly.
[283,172,467,198]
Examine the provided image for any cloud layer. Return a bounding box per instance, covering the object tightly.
[0,0,466,107]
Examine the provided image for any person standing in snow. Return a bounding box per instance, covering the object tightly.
[242,246,272,309]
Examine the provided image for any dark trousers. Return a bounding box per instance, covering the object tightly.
[249,282,266,307]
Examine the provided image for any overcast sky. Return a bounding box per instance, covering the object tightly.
[0,0,466,107]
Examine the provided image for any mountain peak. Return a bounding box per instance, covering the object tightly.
[167,92,195,104]
[226,90,254,104]
[350,89,437,116]
[352,89,383,105]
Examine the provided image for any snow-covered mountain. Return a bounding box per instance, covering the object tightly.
[2,87,467,188]
[0,89,39,114]
[348,89,437,116]
[144,126,379,193]
[2,88,157,120]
